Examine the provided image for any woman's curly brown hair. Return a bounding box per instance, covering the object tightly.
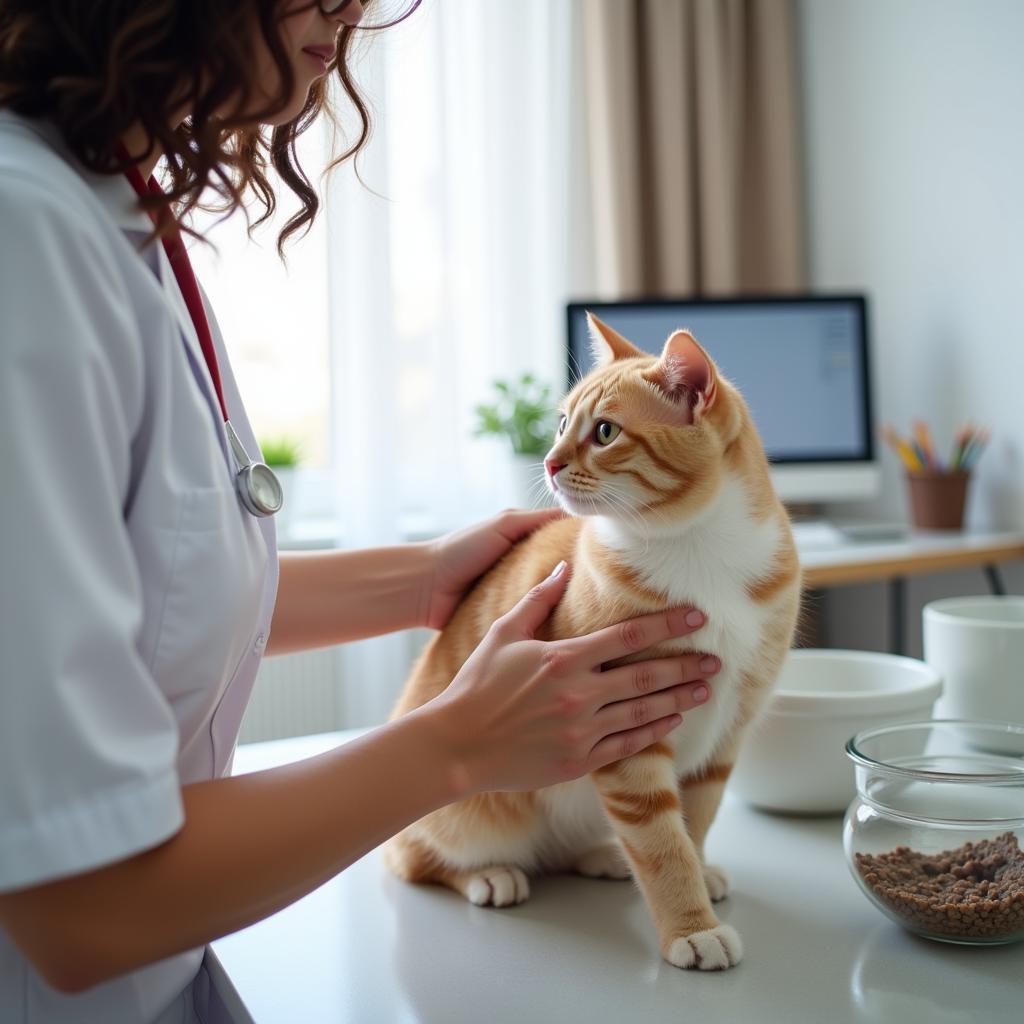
[0,0,415,254]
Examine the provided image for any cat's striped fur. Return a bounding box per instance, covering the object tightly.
[384,316,801,970]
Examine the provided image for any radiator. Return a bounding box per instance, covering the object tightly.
[238,646,344,743]
[238,628,434,743]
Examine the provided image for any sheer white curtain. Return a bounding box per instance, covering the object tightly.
[325,0,578,723]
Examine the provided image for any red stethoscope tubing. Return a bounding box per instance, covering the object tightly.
[118,150,229,423]
[117,146,283,518]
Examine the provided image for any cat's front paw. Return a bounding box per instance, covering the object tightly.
[666,925,743,971]
[702,863,730,902]
[464,866,531,908]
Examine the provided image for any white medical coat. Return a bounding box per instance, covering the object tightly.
[0,110,279,1022]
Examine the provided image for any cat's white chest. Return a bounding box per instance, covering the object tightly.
[533,477,786,860]
[594,475,783,773]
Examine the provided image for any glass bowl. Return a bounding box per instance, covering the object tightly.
[843,719,1024,945]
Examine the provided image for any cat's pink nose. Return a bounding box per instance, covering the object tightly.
[545,459,566,479]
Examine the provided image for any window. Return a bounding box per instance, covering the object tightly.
[190,0,576,549]
[189,130,331,470]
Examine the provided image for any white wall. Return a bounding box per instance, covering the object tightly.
[797,0,1024,656]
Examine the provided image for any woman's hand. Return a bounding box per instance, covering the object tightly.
[419,560,718,794]
[422,507,565,630]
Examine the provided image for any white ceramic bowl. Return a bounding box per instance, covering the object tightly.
[923,596,1024,730]
[730,649,943,815]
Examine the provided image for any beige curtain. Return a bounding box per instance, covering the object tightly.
[580,0,805,297]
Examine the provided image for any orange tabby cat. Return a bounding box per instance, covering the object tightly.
[384,314,801,970]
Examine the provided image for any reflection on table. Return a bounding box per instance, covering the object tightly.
[209,731,1024,1024]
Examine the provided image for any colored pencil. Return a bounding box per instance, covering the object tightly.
[881,425,924,472]
[961,428,990,471]
[912,419,940,471]
[884,422,988,475]
[949,425,970,470]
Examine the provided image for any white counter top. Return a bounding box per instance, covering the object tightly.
[210,730,1023,1023]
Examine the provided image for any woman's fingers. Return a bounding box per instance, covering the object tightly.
[586,714,685,773]
[586,654,718,770]
[493,506,566,544]
[496,560,571,641]
[594,678,711,737]
[598,652,719,704]
[564,605,707,668]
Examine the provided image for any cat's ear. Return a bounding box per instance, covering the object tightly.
[644,329,717,420]
[587,312,644,366]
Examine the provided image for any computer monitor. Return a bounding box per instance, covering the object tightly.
[565,295,878,504]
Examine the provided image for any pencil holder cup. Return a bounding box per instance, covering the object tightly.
[905,470,970,530]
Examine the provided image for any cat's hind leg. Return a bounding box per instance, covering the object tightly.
[383,832,531,907]
[679,758,736,903]
[573,842,633,880]
[448,864,532,907]
[700,863,730,903]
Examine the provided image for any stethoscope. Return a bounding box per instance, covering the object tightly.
[121,154,283,518]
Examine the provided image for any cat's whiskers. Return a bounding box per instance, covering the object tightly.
[603,479,684,556]
[524,466,554,510]
[593,489,638,544]
[621,483,674,531]
[595,480,650,553]
[635,495,673,532]
[598,477,642,515]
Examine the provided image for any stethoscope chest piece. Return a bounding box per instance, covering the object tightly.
[226,421,283,518]
[119,156,286,521]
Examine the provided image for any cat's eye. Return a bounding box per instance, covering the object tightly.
[594,420,621,446]
[557,415,568,435]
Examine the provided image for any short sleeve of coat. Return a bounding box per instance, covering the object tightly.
[0,172,184,892]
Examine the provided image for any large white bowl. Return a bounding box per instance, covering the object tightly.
[730,649,943,815]
[923,596,1024,728]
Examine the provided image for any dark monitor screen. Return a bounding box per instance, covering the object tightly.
[566,296,874,465]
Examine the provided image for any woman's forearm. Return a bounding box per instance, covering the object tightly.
[267,544,435,655]
[0,708,463,993]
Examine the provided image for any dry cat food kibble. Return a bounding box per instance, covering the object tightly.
[855,832,1024,940]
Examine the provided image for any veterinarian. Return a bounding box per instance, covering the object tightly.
[0,2,717,1020]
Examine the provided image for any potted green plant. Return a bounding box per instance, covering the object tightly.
[258,435,302,536]
[473,373,557,507]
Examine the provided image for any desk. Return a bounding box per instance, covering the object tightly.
[209,731,1023,1024]
[797,529,1024,654]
